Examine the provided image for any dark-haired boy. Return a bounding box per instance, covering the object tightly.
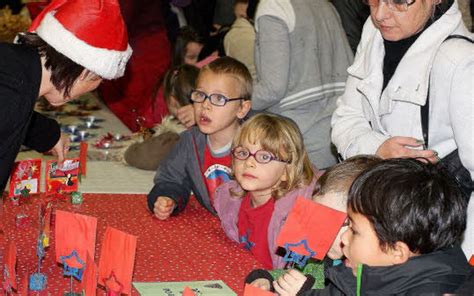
[0,0,132,193]
[301,158,472,295]
[148,56,252,220]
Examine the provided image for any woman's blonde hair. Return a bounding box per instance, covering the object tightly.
[232,113,314,199]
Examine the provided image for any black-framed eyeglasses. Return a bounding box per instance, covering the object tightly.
[231,146,290,164]
[362,0,416,12]
[190,90,244,107]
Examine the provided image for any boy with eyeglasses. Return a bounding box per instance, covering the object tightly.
[147,57,252,220]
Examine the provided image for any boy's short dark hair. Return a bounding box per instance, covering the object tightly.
[313,155,381,196]
[199,56,253,100]
[17,32,85,98]
[348,158,467,254]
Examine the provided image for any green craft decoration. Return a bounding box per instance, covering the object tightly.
[268,261,325,289]
[356,263,363,296]
[71,192,83,205]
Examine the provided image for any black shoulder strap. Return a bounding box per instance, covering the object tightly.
[420,35,473,146]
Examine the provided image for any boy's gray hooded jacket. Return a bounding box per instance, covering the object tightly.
[147,126,215,215]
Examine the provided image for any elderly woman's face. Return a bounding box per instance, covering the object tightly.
[371,0,436,41]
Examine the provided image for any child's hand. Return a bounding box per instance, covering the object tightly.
[153,196,176,220]
[273,269,307,296]
[176,105,195,128]
[250,278,272,291]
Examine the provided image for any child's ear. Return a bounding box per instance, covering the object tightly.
[237,100,252,119]
[389,241,412,265]
[280,167,288,182]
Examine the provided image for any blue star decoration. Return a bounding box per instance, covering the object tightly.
[283,239,316,268]
[60,250,86,281]
[239,231,255,250]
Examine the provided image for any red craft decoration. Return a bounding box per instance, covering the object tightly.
[81,252,98,296]
[46,158,81,193]
[98,227,137,295]
[80,142,88,177]
[276,197,347,260]
[55,210,97,267]
[3,241,17,291]
[183,286,197,296]
[243,283,275,296]
[8,159,42,198]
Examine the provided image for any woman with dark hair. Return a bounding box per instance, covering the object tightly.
[0,0,131,193]
[331,0,473,256]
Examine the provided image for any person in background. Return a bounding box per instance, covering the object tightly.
[147,57,252,220]
[224,0,258,79]
[330,0,370,53]
[252,0,353,169]
[213,113,317,269]
[98,0,169,131]
[331,0,474,257]
[123,64,199,171]
[0,0,131,194]
[171,26,204,68]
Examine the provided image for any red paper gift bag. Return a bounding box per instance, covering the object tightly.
[55,210,98,267]
[98,227,137,295]
[3,241,17,291]
[81,252,98,296]
[243,284,275,296]
[276,197,347,260]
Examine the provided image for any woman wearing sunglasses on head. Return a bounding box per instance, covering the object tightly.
[331,0,473,259]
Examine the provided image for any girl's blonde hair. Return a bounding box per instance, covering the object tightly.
[232,113,314,199]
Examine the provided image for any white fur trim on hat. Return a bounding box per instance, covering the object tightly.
[35,12,132,79]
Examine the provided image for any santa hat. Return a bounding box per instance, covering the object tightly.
[28,0,132,80]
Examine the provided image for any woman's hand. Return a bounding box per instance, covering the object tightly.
[176,105,195,128]
[376,136,438,163]
[273,269,307,296]
[50,133,70,163]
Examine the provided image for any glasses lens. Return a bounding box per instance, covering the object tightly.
[389,0,409,11]
[233,146,249,160]
[210,94,228,106]
[191,90,206,103]
[255,151,274,164]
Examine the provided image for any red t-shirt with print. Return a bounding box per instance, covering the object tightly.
[202,144,232,206]
[237,193,275,269]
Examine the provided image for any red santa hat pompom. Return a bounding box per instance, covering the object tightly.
[28,0,132,80]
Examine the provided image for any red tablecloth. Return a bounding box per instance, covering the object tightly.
[0,194,263,295]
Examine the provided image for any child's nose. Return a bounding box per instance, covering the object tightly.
[202,97,212,109]
[244,155,257,167]
[340,227,350,246]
